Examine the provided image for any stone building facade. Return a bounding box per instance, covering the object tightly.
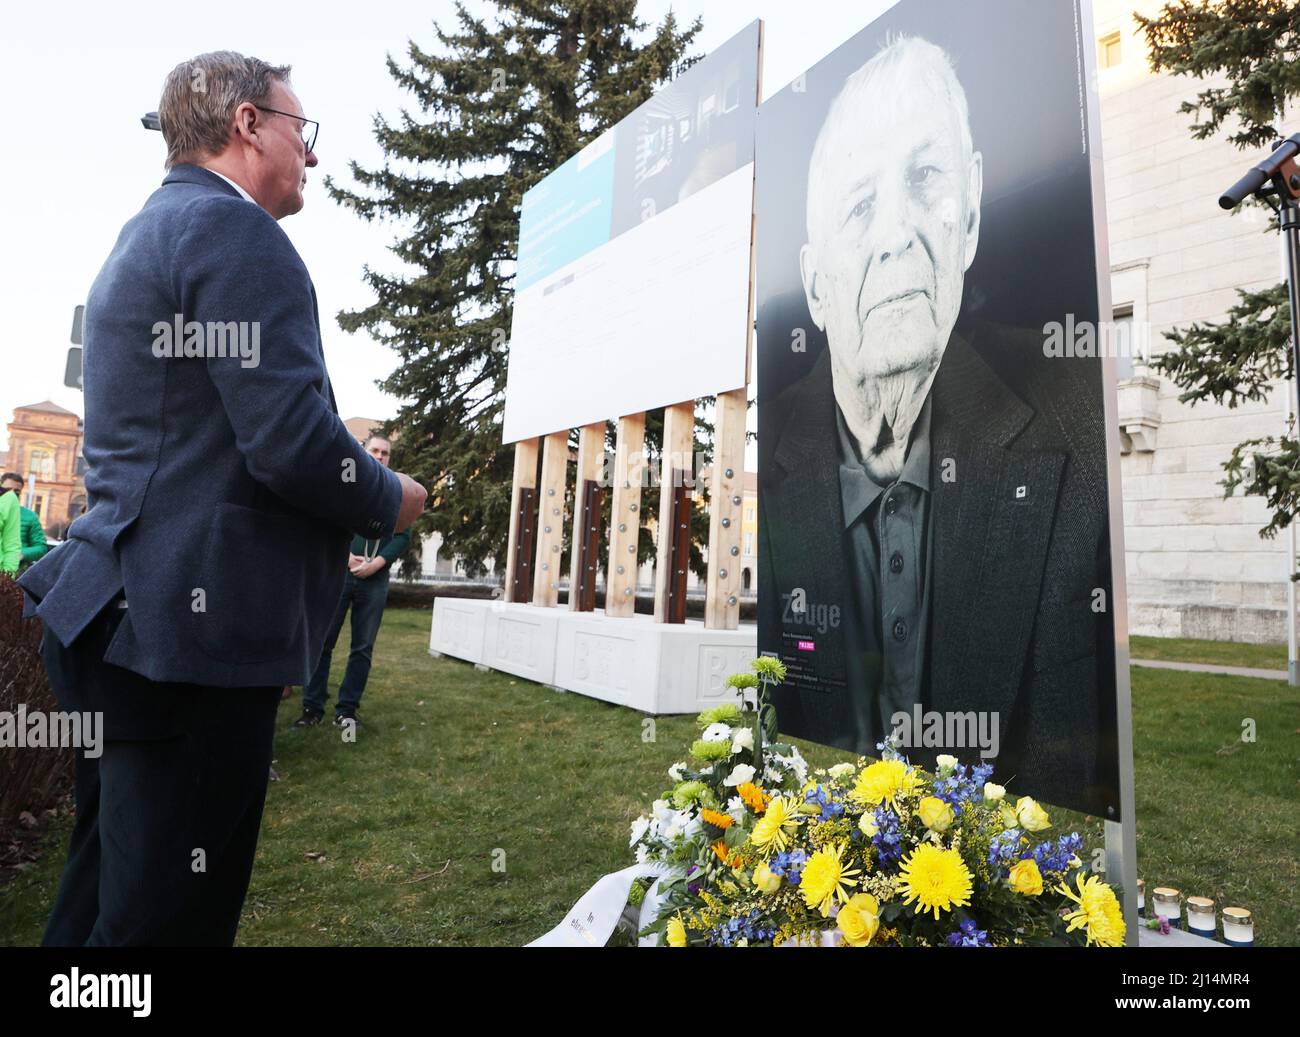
[1098,0,1292,642]
[3,401,86,538]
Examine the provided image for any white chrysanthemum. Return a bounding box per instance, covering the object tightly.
[731,727,754,753]
[629,815,650,848]
[724,763,757,787]
[828,762,856,781]
[668,763,685,782]
[635,844,650,864]
[726,796,747,824]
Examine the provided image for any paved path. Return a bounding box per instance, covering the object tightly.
[1131,658,1289,681]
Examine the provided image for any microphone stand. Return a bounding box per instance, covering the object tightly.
[1221,136,1300,683]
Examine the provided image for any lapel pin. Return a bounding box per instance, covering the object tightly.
[1015,485,1028,500]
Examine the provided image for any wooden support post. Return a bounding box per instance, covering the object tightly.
[569,422,605,612]
[605,413,646,617]
[654,401,695,624]
[705,387,748,629]
[503,438,540,604]
[532,431,570,607]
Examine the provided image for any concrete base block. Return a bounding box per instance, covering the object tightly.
[430,598,756,714]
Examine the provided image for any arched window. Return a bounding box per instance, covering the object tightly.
[28,446,56,481]
[742,568,752,591]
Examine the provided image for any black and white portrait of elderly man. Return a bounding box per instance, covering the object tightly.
[758,34,1119,813]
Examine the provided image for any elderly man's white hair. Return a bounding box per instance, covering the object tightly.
[805,34,974,242]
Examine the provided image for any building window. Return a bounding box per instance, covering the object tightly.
[744,531,754,556]
[1099,31,1121,69]
[31,494,45,522]
[27,447,56,481]
[1113,304,1135,380]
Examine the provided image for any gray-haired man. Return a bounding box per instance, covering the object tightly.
[760,36,1114,810]
[21,51,426,945]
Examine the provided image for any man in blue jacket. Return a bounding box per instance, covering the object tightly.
[298,434,411,729]
[19,51,427,946]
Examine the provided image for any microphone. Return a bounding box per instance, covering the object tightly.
[1219,133,1300,209]
[141,111,161,131]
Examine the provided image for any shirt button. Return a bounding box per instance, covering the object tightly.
[889,551,904,574]
[892,618,908,642]
[885,495,898,516]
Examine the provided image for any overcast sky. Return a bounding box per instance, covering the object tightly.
[0,0,895,462]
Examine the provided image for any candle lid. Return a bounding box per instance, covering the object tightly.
[1222,907,1252,922]
[1187,896,1215,911]
[1152,886,1180,898]
[1136,879,1145,894]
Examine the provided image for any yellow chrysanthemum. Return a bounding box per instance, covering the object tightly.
[799,841,861,917]
[737,782,770,814]
[699,808,734,829]
[666,915,688,947]
[749,795,799,853]
[897,843,974,920]
[1058,873,1126,947]
[851,759,920,808]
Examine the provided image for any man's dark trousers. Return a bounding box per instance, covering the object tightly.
[303,570,390,717]
[40,602,279,946]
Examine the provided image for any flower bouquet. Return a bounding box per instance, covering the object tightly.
[629,658,1126,947]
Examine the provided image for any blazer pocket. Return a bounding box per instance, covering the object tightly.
[1030,598,1099,674]
[192,503,315,665]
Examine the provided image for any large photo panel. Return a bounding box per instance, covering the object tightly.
[756,0,1122,816]
[502,20,761,444]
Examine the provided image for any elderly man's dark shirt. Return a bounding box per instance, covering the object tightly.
[834,395,934,748]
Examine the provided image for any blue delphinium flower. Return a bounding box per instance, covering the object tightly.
[988,828,1023,871]
[932,762,997,818]
[710,909,776,946]
[769,848,808,885]
[947,919,991,947]
[804,784,844,822]
[1028,832,1084,876]
[871,806,904,866]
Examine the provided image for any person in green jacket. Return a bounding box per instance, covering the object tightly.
[295,436,412,728]
[0,486,20,575]
[1,473,49,570]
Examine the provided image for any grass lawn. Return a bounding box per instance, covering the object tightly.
[1130,634,1288,671]
[2,612,1296,946]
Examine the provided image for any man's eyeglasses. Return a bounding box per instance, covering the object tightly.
[254,105,319,153]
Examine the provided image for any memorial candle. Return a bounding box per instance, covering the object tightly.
[1151,887,1182,930]
[1222,907,1254,947]
[1186,896,1216,939]
[1136,879,1145,919]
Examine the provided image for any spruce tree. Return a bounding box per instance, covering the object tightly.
[1138,1,1300,544]
[327,0,701,578]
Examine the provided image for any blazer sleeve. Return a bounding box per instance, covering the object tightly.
[173,198,401,539]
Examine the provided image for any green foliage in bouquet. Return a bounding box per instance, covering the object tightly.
[628,659,1126,948]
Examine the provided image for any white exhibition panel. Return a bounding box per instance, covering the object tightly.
[502,162,754,444]
[429,597,755,714]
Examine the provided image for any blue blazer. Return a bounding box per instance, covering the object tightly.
[20,165,401,688]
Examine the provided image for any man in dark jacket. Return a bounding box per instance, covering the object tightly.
[758,35,1118,817]
[297,435,412,728]
[18,51,427,946]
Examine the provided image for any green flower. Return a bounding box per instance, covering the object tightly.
[723,673,759,692]
[752,656,788,682]
[672,780,708,809]
[691,739,733,762]
[627,879,648,907]
[697,702,745,727]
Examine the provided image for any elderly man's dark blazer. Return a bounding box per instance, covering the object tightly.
[758,322,1118,815]
[20,165,401,688]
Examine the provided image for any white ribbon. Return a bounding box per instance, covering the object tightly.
[527,862,676,947]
